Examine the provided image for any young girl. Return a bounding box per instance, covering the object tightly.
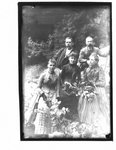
[78,53,110,137]
[34,58,60,135]
[59,52,80,120]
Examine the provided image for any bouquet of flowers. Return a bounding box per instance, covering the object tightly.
[62,81,79,96]
[79,81,97,102]
[66,122,94,138]
[50,101,70,133]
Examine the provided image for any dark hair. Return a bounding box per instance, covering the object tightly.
[68,52,78,59]
[48,58,56,65]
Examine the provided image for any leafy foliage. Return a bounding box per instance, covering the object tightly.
[24,36,53,65]
[52,8,110,51]
[24,7,110,66]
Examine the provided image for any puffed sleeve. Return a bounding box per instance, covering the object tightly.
[37,73,45,89]
[56,75,60,98]
[81,69,87,82]
[95,67,106,87]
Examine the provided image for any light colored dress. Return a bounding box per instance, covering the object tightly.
[34,69,60,135]
[78,64,110,136]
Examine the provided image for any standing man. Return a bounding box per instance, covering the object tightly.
[53,37,76,69]
[78,36,109,70]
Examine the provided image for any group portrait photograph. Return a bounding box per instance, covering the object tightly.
[18,2,112,141]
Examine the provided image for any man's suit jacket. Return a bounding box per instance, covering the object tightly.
[53,48,75,69]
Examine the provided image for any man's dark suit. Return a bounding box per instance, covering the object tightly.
[53,48,76,69]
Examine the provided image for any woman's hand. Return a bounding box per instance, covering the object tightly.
[56,96,60,101]
[87,60,90,65]
[35,87,44,95]
[39,90,44,95]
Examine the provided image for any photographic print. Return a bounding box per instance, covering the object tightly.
[18,2,112,141]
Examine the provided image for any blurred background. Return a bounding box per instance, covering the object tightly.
[21,3,110,66]
[20,4,111,136]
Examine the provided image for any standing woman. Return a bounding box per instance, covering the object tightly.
[59,52,80,120]
[78,53,110,136]
[34,59,60,135]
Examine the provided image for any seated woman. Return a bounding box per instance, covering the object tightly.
[59,52,81,120]
[78,53,110,137]
[33,58,60,135]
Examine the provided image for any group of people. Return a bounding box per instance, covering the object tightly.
[26,36,110,137]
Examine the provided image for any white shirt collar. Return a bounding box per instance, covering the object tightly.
[65,48,73,57]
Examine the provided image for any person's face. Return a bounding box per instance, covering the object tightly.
[65,38,73,49]
[47,62,55,72]
[89,56,97,67]
[86,37,94,47]
[69,56,77,64]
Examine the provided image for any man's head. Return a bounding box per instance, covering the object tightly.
[86,36,94,47]
[68,52,78,64]
[65,37,73,49]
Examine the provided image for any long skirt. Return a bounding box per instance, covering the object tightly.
[78,87,110,136]
[34,91,57,135]
[59,89,79,120]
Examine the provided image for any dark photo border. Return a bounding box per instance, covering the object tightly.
[18,2,113,141]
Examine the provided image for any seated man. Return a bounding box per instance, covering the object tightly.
[78,36,109,71]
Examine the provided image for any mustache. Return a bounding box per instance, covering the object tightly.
[88,43,93,46]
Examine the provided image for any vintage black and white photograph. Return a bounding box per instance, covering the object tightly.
[18,2,112,140]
